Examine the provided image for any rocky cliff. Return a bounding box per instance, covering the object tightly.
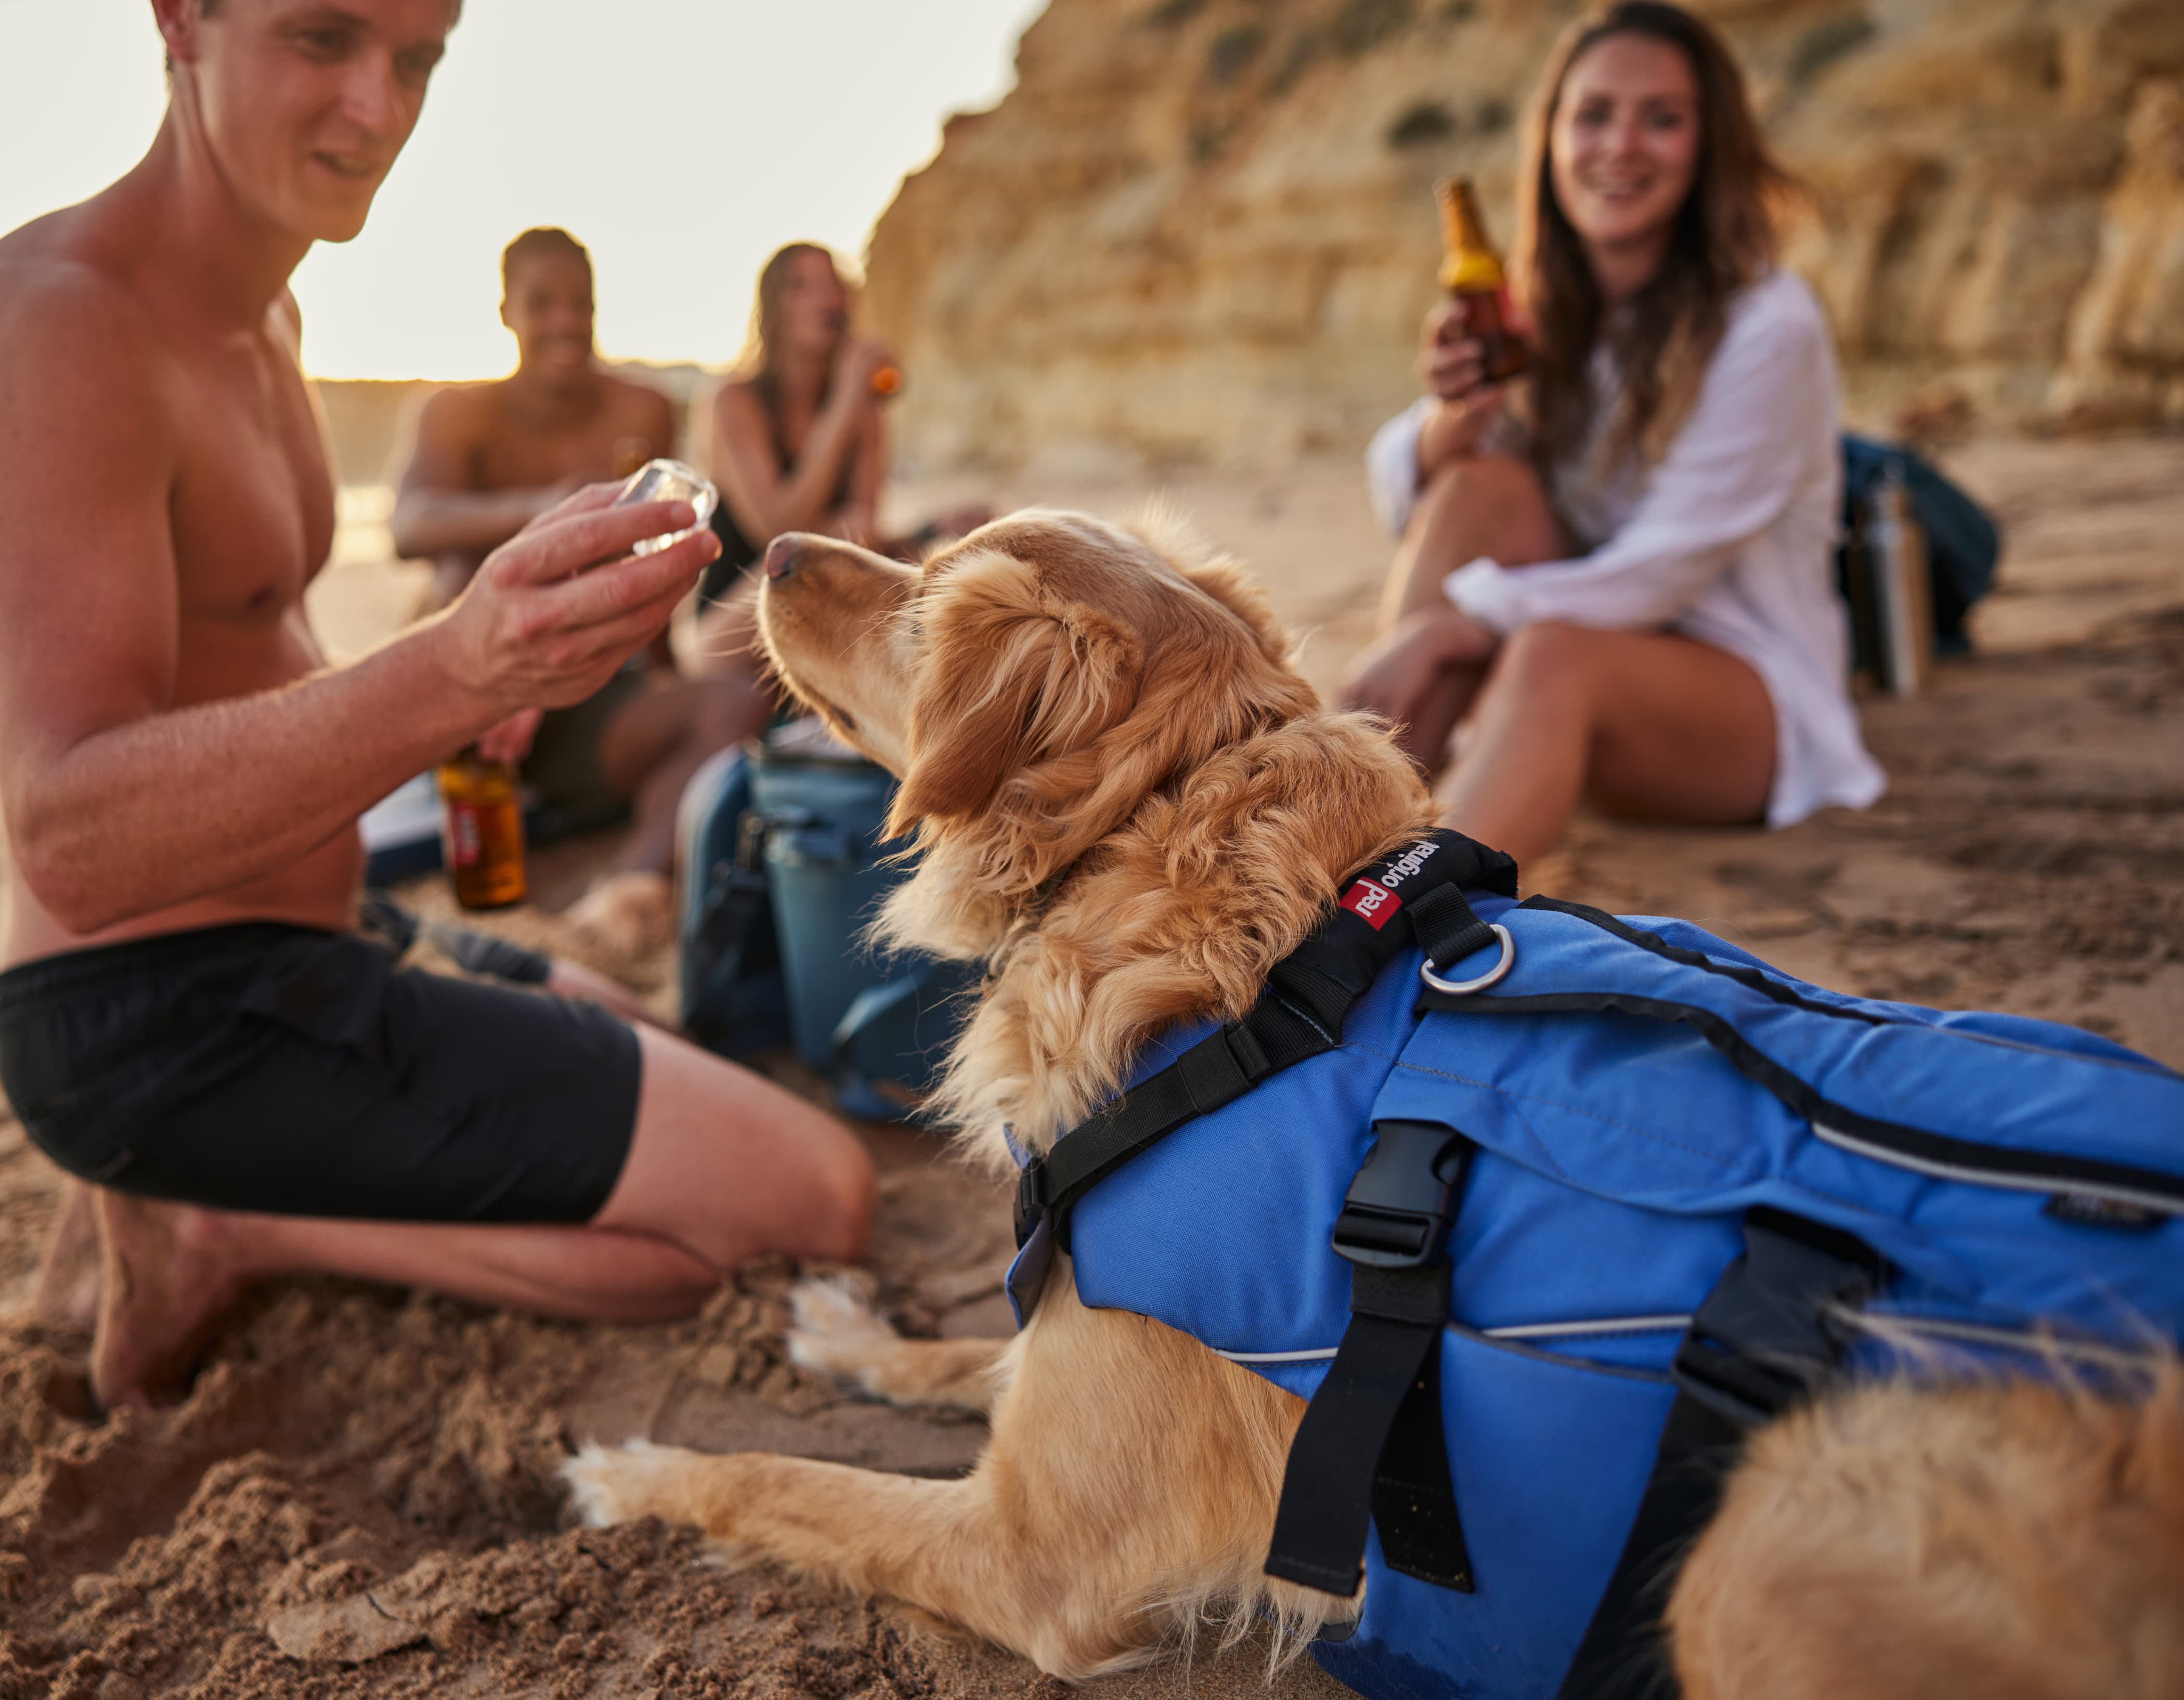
[865,0,2184,472]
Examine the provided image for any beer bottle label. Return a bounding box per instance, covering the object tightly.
[447,801,484,867]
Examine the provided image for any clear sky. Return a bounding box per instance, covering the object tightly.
[0,0,1044,378]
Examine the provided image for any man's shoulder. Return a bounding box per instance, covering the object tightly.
[413,378,501,438]
[601,367,676,420]
[0,235,166,385]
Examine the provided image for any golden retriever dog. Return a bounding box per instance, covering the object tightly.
[566,512,2184,1696]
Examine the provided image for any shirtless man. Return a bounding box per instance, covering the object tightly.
[394,229,770,939]
[0,0,873,1408]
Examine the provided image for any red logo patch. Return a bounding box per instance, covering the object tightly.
[1340,879,1401,931]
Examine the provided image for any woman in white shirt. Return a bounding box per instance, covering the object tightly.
[1344,2,1883,867]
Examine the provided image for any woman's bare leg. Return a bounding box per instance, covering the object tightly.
[1437,623,1776,868]
[1379,453,1571,629]
[89,1024,875,1407]
[1372,455,1571,773]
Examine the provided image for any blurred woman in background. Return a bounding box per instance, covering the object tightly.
[1344,1,1882,868]
[696,245,987,661]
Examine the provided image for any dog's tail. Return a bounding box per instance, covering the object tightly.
[1667,1366,2184,1700]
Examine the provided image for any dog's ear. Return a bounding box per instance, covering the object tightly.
[890,551,1143,833]
[1125,507,1294,666]
[1175,555,1293,665]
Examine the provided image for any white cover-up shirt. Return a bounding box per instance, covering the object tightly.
[1363,269,1884,828]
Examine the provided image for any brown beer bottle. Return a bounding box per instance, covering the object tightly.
[1435,176,1529,383]
[436,747,528,910]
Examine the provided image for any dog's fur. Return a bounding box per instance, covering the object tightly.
[566,512,2184,1694]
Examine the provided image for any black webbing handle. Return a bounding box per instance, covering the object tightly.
[1266,1121,1477,1598]
[1554,1210,1884,1699]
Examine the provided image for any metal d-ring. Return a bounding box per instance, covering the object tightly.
[1419,923,1516,996]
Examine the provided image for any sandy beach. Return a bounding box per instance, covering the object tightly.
[0,434,2178,1698]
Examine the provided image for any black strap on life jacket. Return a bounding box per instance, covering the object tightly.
[1265,1118,1479,1598]
[1554,1208,1886,1700]
[1010,829,1518,1269]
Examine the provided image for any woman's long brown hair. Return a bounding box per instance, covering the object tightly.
[738,241,841,405]
[1512,2,1798,469]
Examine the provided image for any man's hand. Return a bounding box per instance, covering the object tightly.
[1341,605,1500,734]
[430,482,721,720]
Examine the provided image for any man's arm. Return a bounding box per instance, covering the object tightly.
[0,274,715,933]
[388,385,563,561]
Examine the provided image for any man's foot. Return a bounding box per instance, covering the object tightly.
[89,1192,254,1409]
[565,869,676,958]
[31,1182,102,1331]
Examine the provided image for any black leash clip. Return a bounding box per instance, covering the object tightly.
[1331,1119,1474,1271]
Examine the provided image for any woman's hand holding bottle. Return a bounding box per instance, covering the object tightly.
[830,335,899,409]
[1415,297,1507,475]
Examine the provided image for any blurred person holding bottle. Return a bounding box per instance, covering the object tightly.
[1343,1,1883,868]
[393,228,770,948]
[692,244,990,678]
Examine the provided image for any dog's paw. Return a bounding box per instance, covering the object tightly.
[561,1438,692,1529]
[786,1275,900,1396]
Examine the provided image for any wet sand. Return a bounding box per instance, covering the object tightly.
[0,436,2177,1698]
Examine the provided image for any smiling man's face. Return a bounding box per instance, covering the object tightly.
[502,250,597,384]
[176,0,458,244]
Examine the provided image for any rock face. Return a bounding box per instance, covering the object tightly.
[866,0,2184,472]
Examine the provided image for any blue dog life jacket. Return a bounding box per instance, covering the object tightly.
[1006,832,2184,1700]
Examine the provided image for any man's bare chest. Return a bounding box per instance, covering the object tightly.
[166,349,336,624]
[472,391,664,492]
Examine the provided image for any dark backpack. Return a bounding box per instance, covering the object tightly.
[675,729,972,1119]
[1838,434,2000,663]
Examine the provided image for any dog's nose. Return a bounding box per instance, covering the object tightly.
[762,534,802,581]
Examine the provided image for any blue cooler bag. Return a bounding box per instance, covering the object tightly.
[1006,829,2184,1700]
[679,721,972,1117]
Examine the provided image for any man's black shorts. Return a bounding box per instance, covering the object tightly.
[0,922,641,1223]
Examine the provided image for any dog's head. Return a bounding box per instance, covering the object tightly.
[756,509,1318,904]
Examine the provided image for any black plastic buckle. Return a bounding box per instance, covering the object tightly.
[1331,1120,1474,1270]
[1013,1160,1049,1250]
[1672,1208,1886,1428]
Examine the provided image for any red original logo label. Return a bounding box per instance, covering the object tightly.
[1340,878,1402,930]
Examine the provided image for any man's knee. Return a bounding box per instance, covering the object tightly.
[805,1139,877,1264]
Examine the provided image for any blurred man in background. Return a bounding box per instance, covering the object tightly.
[394,229,772,948]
